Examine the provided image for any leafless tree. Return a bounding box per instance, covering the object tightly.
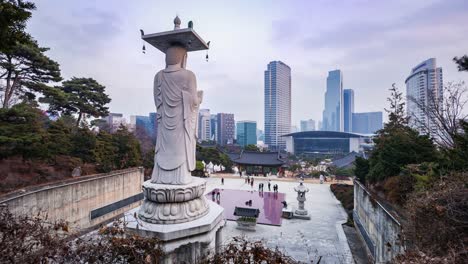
[408,81,468,149]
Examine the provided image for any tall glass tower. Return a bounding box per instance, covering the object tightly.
[322,70,343,132]
[264,61,291,151]
[405,58,443,135]
[236,121,257,147]
[343,89,354,132]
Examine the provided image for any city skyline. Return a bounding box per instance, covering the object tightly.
[26,0,468,129]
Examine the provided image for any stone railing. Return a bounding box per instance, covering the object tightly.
[353,180,405,263]
[0,167,144,229]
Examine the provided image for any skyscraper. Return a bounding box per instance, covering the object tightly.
[217,113,235,146]
[322,70,343,132]
[236,121,257,147]
[198,109,211,142]
[343,89,354,132]
[300,119,315,131]
[352,112,383,134]
[264,61,292,151]
[405,58,443,135]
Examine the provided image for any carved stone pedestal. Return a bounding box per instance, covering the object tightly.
[138,177,209,224]
[126,178,225,264]
[126,200,224,264]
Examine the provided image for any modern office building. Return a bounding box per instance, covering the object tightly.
[300,119,316,132]
[405,58,443,135]
[217,113,235,146]
[322,70,344,132]
[284,131,373,158]
[210,114,217,141]
[198,109,211,142]
[132,115,150,133]
[236,121,257,147]
[264,61,292,151]
[343,89,354,132]
[129,113,158,143]
[352,112,383,134]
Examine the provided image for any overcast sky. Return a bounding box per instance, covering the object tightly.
[28,0,468,129]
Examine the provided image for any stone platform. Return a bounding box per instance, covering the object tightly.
[126,200,225,263]
[293,208,311,220]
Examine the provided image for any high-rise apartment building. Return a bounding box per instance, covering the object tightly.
[217,113,235,146]
[236,121,257,147]
[322,70,343,132]
[343,89,354,132]
[300,119,315,131]
[198,109,211,142]
[264,61,292,150]
[405,58,443,135]
[352,112,383,134]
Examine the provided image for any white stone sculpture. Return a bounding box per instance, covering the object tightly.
[294,179,311,219]
[127,17,225,264]
[137,16,211,224]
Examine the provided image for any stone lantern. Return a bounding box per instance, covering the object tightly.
[293,179,311,219]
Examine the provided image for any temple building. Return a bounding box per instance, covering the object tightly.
[227,151,286,176]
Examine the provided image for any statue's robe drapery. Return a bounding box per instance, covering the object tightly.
[151,67,200,184]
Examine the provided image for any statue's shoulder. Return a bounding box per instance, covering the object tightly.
[155,70,164,78]
[182,69,196,80]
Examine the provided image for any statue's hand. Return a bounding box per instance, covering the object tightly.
[197,90,203,104]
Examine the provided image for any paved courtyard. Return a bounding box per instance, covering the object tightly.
[205,176,354,264]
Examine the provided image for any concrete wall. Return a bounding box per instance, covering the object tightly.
[353,180,404,263]
[0,167,144,229]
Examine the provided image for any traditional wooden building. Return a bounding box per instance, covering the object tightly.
[227,151,286,176]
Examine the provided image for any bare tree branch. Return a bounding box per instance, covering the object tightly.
[408,81,468,149]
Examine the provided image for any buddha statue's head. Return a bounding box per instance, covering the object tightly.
[165,44,187,68]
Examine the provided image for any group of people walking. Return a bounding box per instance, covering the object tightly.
[245,176,255,187]
[222,176,281,193]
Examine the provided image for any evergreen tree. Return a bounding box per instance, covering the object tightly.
[0,0,35,52]
[354,156,369,183]
[41,77,111,126]
[46,119,72,159]
[70,127,97,163]
[94,131,117,172]
[453,55,468,72]
[0,0,62,108]
[366,84,437,182]
[244,144,260,152]
[112,125,141,169]
[0,103,48,159]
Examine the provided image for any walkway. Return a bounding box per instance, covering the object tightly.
[205,177,354,263]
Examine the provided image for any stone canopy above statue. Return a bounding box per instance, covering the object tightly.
[142,16,209,53]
